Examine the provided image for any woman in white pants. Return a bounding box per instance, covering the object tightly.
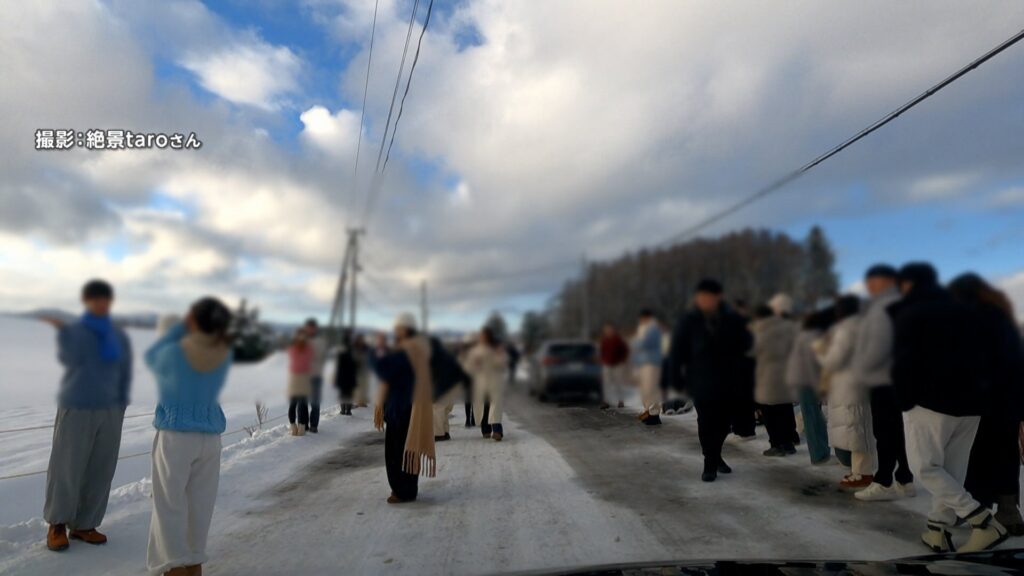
[145,298,234,576]
[467,327,508,441]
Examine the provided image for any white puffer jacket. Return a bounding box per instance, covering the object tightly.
[816,316,875,453]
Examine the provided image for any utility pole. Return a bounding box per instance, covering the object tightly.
[580,253,590,340]
[326,237,353,347]
[420,279,428,334]
[347,227,365,337]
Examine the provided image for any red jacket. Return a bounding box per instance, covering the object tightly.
[599,334,629,366]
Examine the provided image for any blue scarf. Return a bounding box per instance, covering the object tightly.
[81,312,122,363]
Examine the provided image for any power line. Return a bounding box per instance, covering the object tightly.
[658,26,1024,247]
[380,0,435,176]
[347,0,381,223]
[362,0,436,227]
[369,0,420,179]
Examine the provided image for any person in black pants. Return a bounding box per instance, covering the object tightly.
[384,405,418,502]
[850,265,914,501]
[668,278,754,482]
[952,273,1024,535]
[729,299,757,439]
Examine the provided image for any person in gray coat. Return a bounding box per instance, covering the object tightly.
[41,279,133,552]
[851,264,916,502]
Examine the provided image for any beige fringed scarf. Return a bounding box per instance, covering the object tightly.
[400,334,436,477]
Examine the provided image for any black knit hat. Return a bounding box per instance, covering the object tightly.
[81,279,114,300]
[897,262,939,288]
[695,278,724,294]
[864,264,898,280]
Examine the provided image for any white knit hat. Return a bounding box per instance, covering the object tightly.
[768,293,794,316]
[394,312,418,331]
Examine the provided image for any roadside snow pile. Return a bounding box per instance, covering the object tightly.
[0,518,48,555]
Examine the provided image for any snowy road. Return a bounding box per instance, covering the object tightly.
[2,384,1014,575]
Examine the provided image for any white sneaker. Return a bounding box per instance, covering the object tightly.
[898,482,917,498]
[854,482,902,501]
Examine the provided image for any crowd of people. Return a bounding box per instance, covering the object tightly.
[34,259,1024,573]
[594,263,1024,555]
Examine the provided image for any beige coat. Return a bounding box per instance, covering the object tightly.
[751,316,798,405]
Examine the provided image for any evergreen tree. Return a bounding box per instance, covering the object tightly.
[801,225,839,309]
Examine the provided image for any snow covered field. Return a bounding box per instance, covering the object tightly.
[0,315,314,525]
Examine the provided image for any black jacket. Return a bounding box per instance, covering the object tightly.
[668,304,753,401]
[429,337,471,400]
[334,348,358,394]
[972,303,1024,421]
[888,285,988,416]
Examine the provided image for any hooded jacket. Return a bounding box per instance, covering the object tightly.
[888,284,988,416]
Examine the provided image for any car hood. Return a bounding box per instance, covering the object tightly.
[505,550,1024,576]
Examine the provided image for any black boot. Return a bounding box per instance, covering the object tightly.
[702,460,718,482]
[718,459,732,474]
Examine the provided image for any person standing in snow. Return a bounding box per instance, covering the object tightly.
[952,273,1024,537]
[334,332,358,415]
[598,323,630,410]
[145,298,233,576]
[729,299,758,440]
[352,334,371,409]
[751,294,799,457]
[431,336,474,441]
[668,279,753,482]
[286,329,314,436]
[889,263,1005,552]
[467,326,509,441]
[632,309,664,426]
[372,313,436,503]
[304,319,328,433]
[850,265,916,502]
[815,295,876,490]
[42,279,132,552]
[785,306,835,465]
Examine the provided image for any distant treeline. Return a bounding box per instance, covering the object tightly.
[521,226,839,349]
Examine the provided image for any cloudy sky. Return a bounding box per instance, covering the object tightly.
[2,1,1023,330]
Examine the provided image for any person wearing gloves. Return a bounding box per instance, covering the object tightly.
[815,295,877,490]
[287,330,314,436]
[372,313,436,503]
[145,297,233,576]
[751,294,799,457]
[42,279,133,552]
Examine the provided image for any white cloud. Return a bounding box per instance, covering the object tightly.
[299,105,361,156]
[180,40,302,110]
[1000,271,1024,322]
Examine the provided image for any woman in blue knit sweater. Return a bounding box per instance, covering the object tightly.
[144,298,233,576]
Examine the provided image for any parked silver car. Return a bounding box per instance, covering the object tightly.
[531,339,602,401]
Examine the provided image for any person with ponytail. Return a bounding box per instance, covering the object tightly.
[145,297,233,576]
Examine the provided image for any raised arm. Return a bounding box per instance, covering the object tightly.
[145,322,186,375]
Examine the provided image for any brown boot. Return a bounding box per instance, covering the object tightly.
[163,567,191,576]
[186,564,203,576]
[47,524,69,552]
[69,528,107,545]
